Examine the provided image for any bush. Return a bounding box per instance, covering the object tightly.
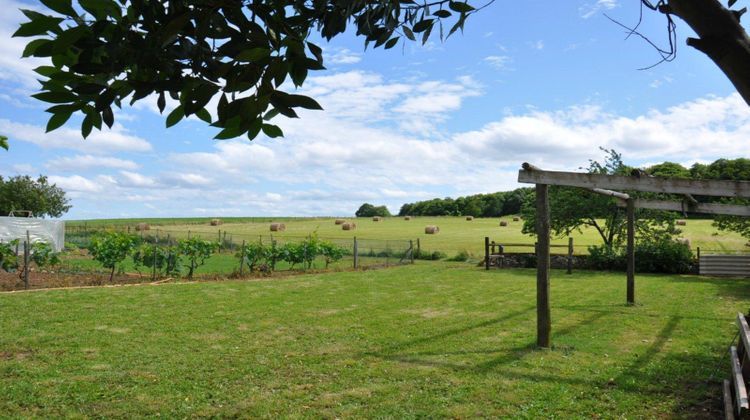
[414,249,447,260]
[587,239,693,274]
[132,245,180,277]
[177,238,219,278]
[89,232,138,282]
[446,250,471,262]
[0,240,19,272]
[30,242,60,268]
[635,238,693,274]
[587,245,626,271]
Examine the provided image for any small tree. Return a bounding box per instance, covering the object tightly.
[355,203,391,217]
[88,232,138,282]
[279,242,305,270]
[132,245,180,277]
[236,242,269,272]
[0,175,71,218]
[0,240,19,272]
[319,241,346,268]
[177,238,218,278]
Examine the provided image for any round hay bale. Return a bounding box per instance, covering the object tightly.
[334,219,345,225]
[372,216,382,222]
[512,217,520,222]
[342,222,356,230]
[404,216,412,221]
[676,220,687,226]
[135,223,150,231]
[465,216,474,221]
[270,223,286,232]
[676,237,691,248]
[425,225,439,234]
[210,218,222,226]
[499,221,508,227]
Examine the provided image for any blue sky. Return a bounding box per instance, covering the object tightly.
[0,0,746,219]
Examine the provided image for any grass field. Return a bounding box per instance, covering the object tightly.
[69,216,749,258]
[1,262,748,417]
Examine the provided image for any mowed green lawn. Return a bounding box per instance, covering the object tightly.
[70,216,749,257]
[1,262,748,417]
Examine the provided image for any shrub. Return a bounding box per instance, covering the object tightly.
[177,238,218,278]
[89,232,138,282]
[0,240,19,272]
[30,242,60,268]
[635,238,693,274]
[587,245,626,271]
[414,249,447,260]
[587,239,693,274]
[132,245,180,277]
[236,242,269,272]
[319,241,346,268]
[447,250,471,262]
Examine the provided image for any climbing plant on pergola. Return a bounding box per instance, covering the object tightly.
[517,163,750,348]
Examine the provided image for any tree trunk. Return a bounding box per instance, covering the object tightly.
[109,265,115,283]
[666,0,750,105]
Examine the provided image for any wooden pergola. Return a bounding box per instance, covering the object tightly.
[517,163,750,348]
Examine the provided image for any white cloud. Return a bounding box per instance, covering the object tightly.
[484,55,512,70]
[48,175,104,193]
[46,155,140,171]
[326,47,362,65]
[580,0,618,19]
[118,171,158,188]
[0,120,152,154]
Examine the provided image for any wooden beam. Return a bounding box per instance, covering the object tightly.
[730,345,749,416]
[518,164,750,198]
[724,379,737,420]
[615,199,750,217]
[589,188,630,200]
[626,198,635,305]
[536,183,551,348]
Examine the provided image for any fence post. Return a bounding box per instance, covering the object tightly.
[239,240,246,276]
[23,230,30,290]
[409,240,415,264]
[567,237,573,275]
[416,238,421,257]
[152,244,157,281]
[485,236,490,270]
[696,246,701,273]
[188,230,191,240]
[218,229,222,251]
[353,237,359,269]
[386,240,389,267]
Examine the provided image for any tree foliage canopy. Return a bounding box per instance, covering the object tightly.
[398,188,530,217]
[355,203,391,218]
[0,175,71,218]
[15,0,482,140]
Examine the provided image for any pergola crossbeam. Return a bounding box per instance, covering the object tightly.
[616,199,750,217]
[518,164,750,198]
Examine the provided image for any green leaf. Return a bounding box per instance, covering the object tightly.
[214,125,244,140]
[0,135,8,151]
[384,37,399,50]
[195,108,212,123]
[45,111,73,132]
[449,1,475,13]
[412,19,434,33]
[262,124,283,138]
[166,105,184,128]
[236,48,271,62]
[157,92,166,114]
[40,0,78,16]
[79,0,120,20]
[33,66,58,77]
[13,14,63,37]
[307,42,323,63]
[22,39,51,58]
[272,92,323,111]
[102,106,114,128]
[32,91,77,104]
[402,26,416,41]
[81,114,93,138]
[433,10,452,18]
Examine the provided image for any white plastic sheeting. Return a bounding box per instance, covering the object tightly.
[0,217,65,252]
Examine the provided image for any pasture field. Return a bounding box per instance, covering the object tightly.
[68,216,748,257]
[1,262,748,417]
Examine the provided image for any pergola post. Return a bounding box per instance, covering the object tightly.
[626,197,635,305]
[536,183,551,348]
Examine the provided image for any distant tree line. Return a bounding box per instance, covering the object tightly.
[397,188,531,218]
[355,203,392,218]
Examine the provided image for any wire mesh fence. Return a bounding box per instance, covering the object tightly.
[0,226,416,291]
